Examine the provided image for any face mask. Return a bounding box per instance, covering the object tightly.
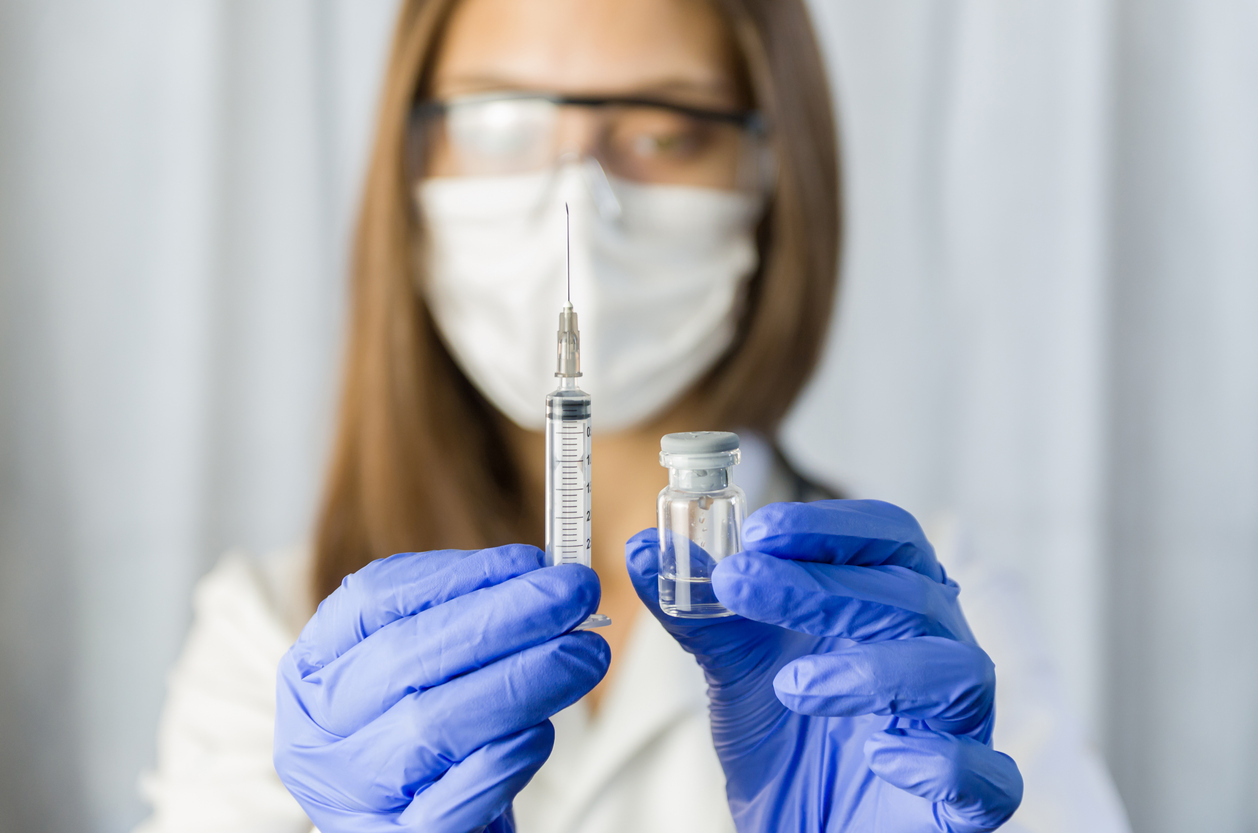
[416,161,764,432]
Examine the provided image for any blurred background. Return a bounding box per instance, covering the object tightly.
[1,1,1255,831]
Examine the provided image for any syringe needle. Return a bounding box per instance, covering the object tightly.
[565,202,571,304]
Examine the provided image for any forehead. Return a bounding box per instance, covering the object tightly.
[429,0,742,102]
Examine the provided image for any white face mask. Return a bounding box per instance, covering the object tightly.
[417,161,764,432]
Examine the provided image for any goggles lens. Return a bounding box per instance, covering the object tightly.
[409,94,772,192]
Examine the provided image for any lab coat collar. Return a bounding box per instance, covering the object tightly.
[545,613,712,832]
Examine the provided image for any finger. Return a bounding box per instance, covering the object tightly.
[742,500,944,580]
[292,544,543,674]
[712,552,973,642]
[626,528,733,635]
[400,722,554,832]
[865,728,1023,832]
[301,564,601,737]
[626,528,663,605]
[773,638,994,739]
[339,632,608,801]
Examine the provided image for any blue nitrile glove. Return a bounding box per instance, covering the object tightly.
[274,544,610,833]
[627,499,1023,833]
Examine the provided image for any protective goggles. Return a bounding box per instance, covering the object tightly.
[407,92,773,193]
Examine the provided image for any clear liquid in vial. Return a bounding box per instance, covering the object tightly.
[658,574,735,618]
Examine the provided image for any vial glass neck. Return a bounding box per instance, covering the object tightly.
[669,466,732,492]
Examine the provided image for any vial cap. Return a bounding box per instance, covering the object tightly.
[660,431,740,454]
[659,431,741,471]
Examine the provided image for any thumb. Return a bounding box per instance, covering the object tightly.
[625,528,667,613]
[626,529,736,645]
[626,529,784,683]
[626,528,722,647]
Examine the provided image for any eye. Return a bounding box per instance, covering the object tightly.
[613,110,710,161]
[631,130,702,158]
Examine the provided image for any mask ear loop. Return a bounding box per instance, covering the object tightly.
[741,110,777,199]
[754,140,778,199]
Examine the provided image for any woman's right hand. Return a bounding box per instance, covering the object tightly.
[273,544,609,833]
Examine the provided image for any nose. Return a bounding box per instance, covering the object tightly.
[550,110,621,220]
[548,153,622,221]
[578,156,622,220]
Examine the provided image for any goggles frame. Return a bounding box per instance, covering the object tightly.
[405,91,772,191]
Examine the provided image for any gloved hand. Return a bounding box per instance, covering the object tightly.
[627,499,1022,832]
[274,544,610,833]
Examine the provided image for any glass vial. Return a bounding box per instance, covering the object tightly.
[657,431,745,618]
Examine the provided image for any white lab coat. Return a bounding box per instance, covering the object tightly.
[135,436,1131,833]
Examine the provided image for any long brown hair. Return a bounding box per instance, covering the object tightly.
[312,0,840,604]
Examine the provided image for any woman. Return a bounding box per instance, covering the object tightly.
[136,0,1130,831]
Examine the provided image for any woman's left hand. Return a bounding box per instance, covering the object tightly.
[626,499,1023,833]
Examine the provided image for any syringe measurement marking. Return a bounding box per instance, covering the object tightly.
[553,421,588,558]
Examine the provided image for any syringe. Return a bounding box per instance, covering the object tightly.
[545,204,610,629]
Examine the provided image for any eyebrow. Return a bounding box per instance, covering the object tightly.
[430,73,740,104]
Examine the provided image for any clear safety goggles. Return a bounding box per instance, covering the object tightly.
[407,92,774,193]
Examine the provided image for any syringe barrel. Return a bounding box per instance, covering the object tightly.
[544,385,591,568]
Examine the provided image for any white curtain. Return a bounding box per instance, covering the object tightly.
[784,4,1258,832]
[0,2,398,830]
[0,2,1254,832]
